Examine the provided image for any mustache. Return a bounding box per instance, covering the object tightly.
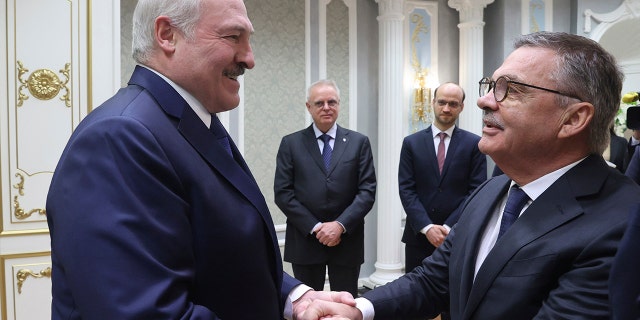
[483,110,504,129]
[223,64,247,79]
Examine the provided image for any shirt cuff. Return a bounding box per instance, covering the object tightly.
[420,224,435,234]
[337,221,347,233]
[311,222,322,234]
[355,297,375,320]
[283,284,313,320]
[443,224,451,232]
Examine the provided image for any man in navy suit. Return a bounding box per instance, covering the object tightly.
[610,204,640,319]
[46,1,352,319]
[293,32,640,320]
[275,79,377,297]
[400,82,486,274]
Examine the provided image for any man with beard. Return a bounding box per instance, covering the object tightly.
[399,82,486,276]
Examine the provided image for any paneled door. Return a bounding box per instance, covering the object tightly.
[0,1,120,319]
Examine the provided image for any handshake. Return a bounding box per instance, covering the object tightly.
[292,290,365,320]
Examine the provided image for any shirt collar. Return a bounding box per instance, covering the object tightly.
[139,65,213,128]
[313,123,337,139]
[432,125,455,138]
[515,157,586,201]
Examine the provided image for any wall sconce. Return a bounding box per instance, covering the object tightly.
[412,70,432,131]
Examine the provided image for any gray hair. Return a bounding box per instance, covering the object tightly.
[307,79,341,102]
[132,0,203,64]
[514,31,624,155]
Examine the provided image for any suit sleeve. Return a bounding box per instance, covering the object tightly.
[362,226,453,319]
[444,139,487,226]
[610,205,640,320]
[626,146,640,184]
[274,136,321,234]
[47,117,220,319]
[335,136,377,232]
[398,137,433,234]
[534,215,627,319]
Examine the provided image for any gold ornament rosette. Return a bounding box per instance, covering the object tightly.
[17,61,71,107]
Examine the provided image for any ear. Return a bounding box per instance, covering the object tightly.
[154,16,177,54]
[557,102,594,139]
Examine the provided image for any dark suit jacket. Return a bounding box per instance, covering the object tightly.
[400,126,486,247]
[609,133,628,173]
[626,145,640,184]
[46,66,300,320]
[364,155,640,319]
[610,203,640,320]
[274,125,376,265]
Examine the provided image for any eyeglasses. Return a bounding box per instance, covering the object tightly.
[312,99,339,108]
[479,76,582,102]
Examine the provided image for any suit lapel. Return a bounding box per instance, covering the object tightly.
[421,126,440,176]
[462,155,607,318]
[440,127,460,179]
[129,66,278,251]
[328,126,349,175]
[454,176,510,313]
[302,126,326,172]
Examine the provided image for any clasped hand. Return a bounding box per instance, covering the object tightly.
[315,222,343,247]
[292,290,363,320]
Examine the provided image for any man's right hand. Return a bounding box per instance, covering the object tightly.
[426,225,449,247]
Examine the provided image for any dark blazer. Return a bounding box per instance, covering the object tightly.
[609,132,629,173]
[364,155,640,319]
[626,145,640,184]
[400,126,486,247]
[274,125,376,266]
[46,66,300,320]
[610,203,640,320]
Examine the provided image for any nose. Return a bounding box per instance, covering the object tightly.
[238,42,255,70]
[477,92,496,111]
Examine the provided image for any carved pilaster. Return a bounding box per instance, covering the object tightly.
[366,0,406,288]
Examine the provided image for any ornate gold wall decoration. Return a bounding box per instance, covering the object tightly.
[16,267,52,294]
[410,13,432,131]
[17,61,71,107]
[12,173,46,220]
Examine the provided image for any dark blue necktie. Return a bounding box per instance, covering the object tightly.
[319,134,332,171]
[497,185,529,239]
[210,115,232,157]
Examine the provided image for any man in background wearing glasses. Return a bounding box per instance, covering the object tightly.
[275,79,377,298]
[399,82,486,274]
[292,31,640,320]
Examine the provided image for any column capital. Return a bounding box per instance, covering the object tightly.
[448,0,494,22]
[375,0,404,15]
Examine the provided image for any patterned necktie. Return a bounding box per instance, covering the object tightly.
[498,185,529,239]
[437,132,447,173]
[210,115,232,157]
[319,134,332,171]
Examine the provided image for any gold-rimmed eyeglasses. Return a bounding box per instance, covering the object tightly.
[479,76,582,102]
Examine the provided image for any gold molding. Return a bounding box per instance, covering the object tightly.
[16,267,52,294]
[12,173,47,220]
[17,61,71,107]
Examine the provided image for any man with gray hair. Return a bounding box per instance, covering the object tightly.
[47,0,351,319]
[293,31,640,320]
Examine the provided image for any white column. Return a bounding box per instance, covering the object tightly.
[366,0,405,287]
[448,0,494,136]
